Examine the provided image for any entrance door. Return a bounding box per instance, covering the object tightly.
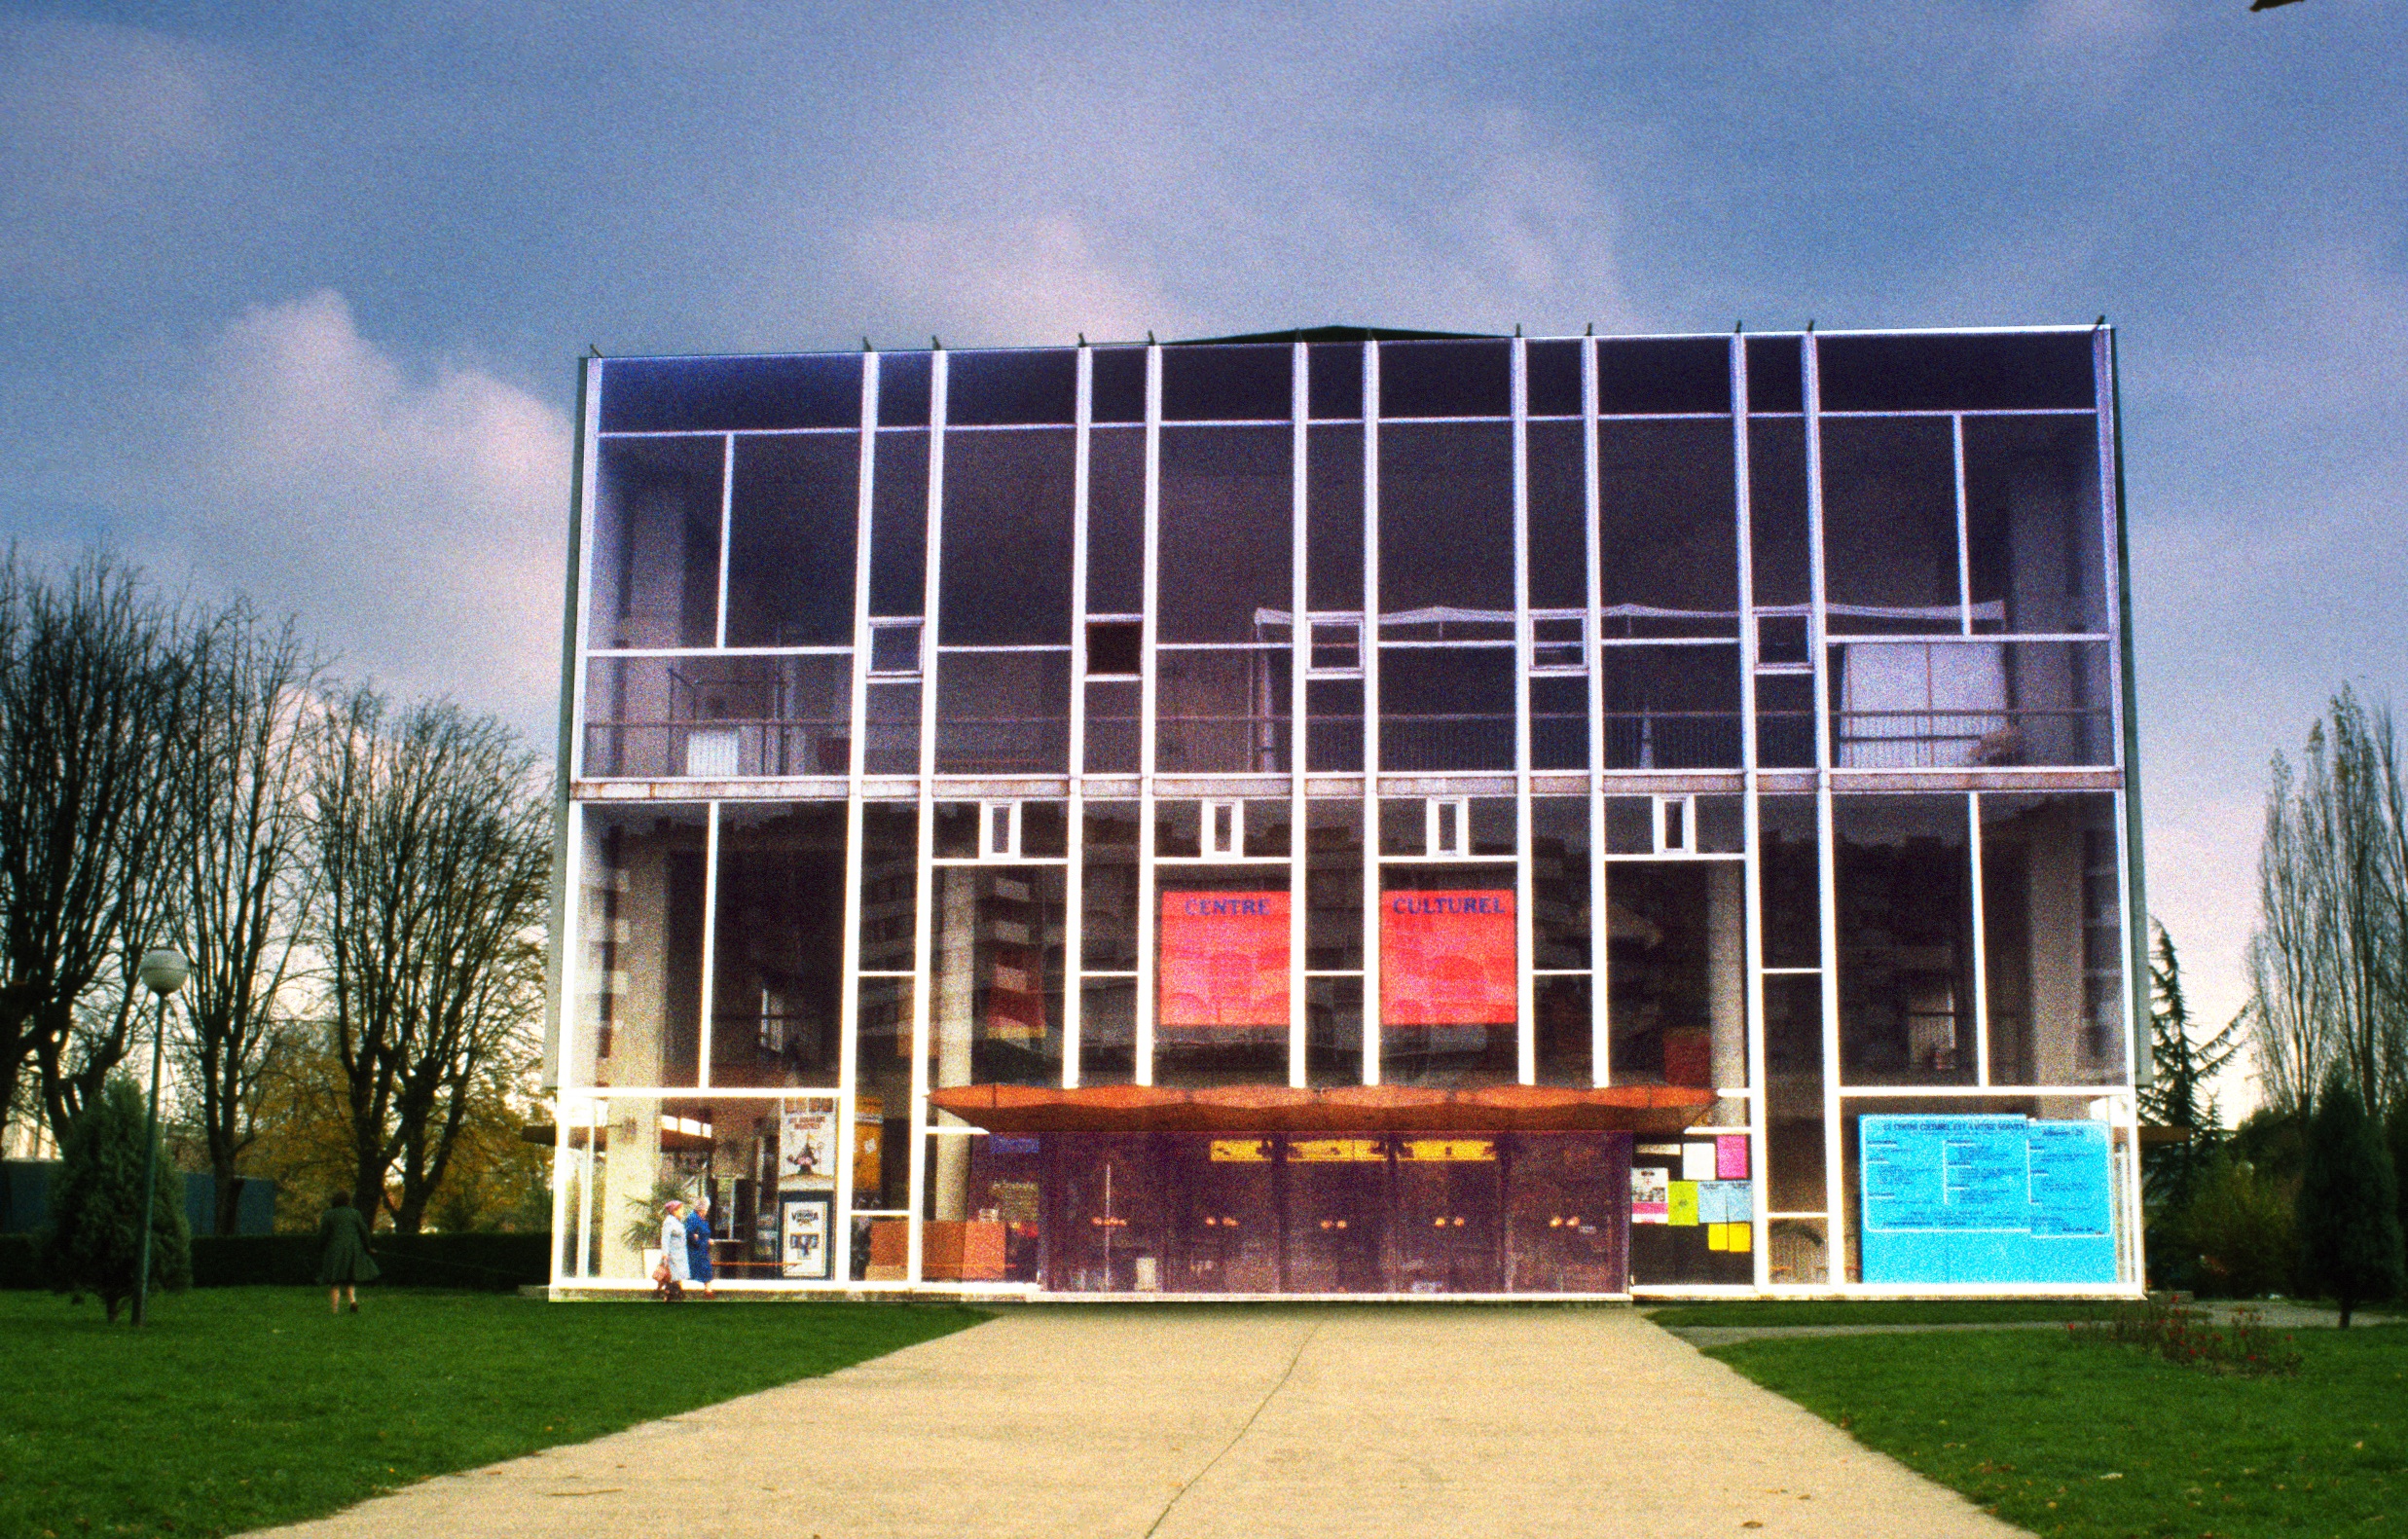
[1043,1134,1163,1292]
[1166,1136,1281,1292]
[1390,1137,1504,1293]
[1281,1137,1388,1292]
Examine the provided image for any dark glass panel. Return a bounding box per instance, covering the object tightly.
[1081,816,1140,971]
[1163,344,1291,421]
[933,801,980,858]
[1604,861,1745,1090]
[937,428,1075,644]
[1084,680,1140,774]
[1307,343,1362,420]
[1080,981,1136,1085]
[601,353,860,433]
[1086,620,1142,678]
[1534,975,1591,1087]
[1745,336,1803,413]
[1754,673,1817,770]
[1980,792,2125,1085]
[1963,416,2107,635]
[933,652,1070,773]
[1526,340,1583,417]
[1526,420,1587,611]
[1305,428,1365,611]
[1532,797,1592,970]
[1379,647,1514,772]
[1086,426,1146,615]
[1531,675,1589,771]
[1090,347,1147,424]
[1747,418,1810,610]
[724,433,858,646]
[1379,421,1514,612]
[1304,678,1364,771]
[1470,797,1515,857]
[1156,648,1290,774]
[1306,801,1364,972]
[711,804,847,1087]
[1158,426,1293,643]
[930,866,1067,1087]
[1834,796,1976,1086]
[946,348,1076,426]
[1378,339,1511,419]
[1817,332,2095,413]
[1022,801,1068,858]
[862,681,918,774]
[580,655,851,778]
[1759,796,1820,970]
[867,430,929,616]
[1597,421,1736,636]
[1378,797,1423,858]
[878,352,931,427]
[857,803,918,971]
[1598,644,1739,770]
[590,437,721,650]
[1156,799,1202,859]
[852,979,916,1209]
[1598,336,1732,416]
[1306,975,1365,1087]
[1821,418,1959,635]
[575,805,706,1088]
[1829,640,2110,768]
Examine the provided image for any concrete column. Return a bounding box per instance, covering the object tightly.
[931,870,977,1221]
[1708,862,1746,1110]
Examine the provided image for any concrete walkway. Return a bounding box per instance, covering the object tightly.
[261,1306,2021,1539]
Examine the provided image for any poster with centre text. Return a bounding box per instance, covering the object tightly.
[1158,891,1290,1028]
[1381,890,1516,1025]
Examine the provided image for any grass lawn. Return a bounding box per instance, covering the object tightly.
[1707,1324,2408,1537]
[0,1288,984,1539]
[1645,1299,2127,1329]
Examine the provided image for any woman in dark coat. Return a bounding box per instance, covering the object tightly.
[684,1197,717,1298]
[318,1191,381,1314]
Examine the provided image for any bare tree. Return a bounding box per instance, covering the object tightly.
[307,685,550,1232]
[2247,688,2408,1121]
[0,553,198,1142]
[169,607,319,1235]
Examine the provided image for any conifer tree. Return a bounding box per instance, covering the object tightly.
[40,1075,191,1321]
[2297,1073,2405,1327]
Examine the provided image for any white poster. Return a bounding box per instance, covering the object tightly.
[780,1106,837,1189]
[781,1194,832,1279]
[1631,1166,1670,1225]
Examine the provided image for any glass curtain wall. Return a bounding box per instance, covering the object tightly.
[560,328,2138,1294]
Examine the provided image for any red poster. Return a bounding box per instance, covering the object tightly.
[1157,891,1290,1028]
[1381,890,1516,1026]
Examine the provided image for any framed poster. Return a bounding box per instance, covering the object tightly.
[780,1193,834,1279]
[1157,891,1290,1029]
[781,1104,837,1189]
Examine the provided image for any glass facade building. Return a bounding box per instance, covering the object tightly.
[546,326,2147,1297]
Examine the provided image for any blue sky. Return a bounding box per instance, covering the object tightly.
[2,1,2398,1105]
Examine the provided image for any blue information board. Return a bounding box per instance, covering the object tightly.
[1860,1115,2117,1284]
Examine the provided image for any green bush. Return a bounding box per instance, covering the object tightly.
[0,1232,38,1289]
[2175,1150,2295,1299]
[2297,1075,2406,1327]
[41,1077,190,1320]
[189,1231,549,1290]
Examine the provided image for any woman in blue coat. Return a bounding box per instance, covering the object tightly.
[684,1196,716,1297]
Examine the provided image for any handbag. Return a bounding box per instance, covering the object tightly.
[652,1258,673,1286]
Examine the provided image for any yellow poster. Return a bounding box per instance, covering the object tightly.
[1667,1181,1699,1227]
[1290,1138,1385,1162]
[1209,1138,1272,1162]
[1398,1139,1496,1162]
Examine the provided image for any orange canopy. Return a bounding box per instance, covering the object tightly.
[927,1081,1715,1135]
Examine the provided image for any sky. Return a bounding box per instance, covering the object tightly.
[1,1,2399,1112]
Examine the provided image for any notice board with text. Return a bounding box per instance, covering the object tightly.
[1859,1114,2117,1284]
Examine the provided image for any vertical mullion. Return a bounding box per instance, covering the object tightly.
[567,358,602,784]
[1512,336,1536,1085]
[907,348,948,1283]
[1968,789,1989,1089]
[1290,342,1310,1088]
[1066,346,1092,1089]
[1585,337,1607,1088]
[697,802,721,1088]
[1953,415,1972,637]
[1135,342,1161,1086]
[714,434,735,648]
[1805,333,1846,1281]
[576,1097,598,1277]
[1361,342,1382,1085]
[832,352,880,1281]
[1733,334,1771,1281]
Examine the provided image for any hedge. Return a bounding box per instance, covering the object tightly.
[2,1231,549,1291]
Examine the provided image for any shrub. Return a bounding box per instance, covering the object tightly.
[2070,1296,2301,1376]
[2175,1151,2295,1299]
[40,1078,191,1321]
[2297,1075,2405,1328]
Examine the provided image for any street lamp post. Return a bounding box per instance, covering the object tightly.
[131,946,189,1330]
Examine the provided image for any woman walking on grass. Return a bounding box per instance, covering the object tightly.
[318,1191,380,1314]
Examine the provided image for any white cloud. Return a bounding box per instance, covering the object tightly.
[844,214,1194,348]
[155,291,572,732]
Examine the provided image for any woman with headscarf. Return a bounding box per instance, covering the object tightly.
[656,1198,690,1301]
[684,1195,717,1298]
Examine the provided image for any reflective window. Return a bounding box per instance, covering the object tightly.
[1084,680,1140,774]
[1379,421,1514,612]
[1963,416,2107,635]
[1526,421,1587,611]
[1090,347,1147,424]
[938,429,1074,644]
[1531,797,1592,970]
[947,348,1076,425]
[1817,332,2095,413]
[1747,419,1809,610]
[1821,418,1959,636]
[857,803,917,971]
[1745,336,1804,414]
[1379,339,1511,419]
[582,654,851,778]
[1835,796,1976,1085]
[930,865,1067,1087]
[1599,421,1737,637]
[1157,649,1291,773]
[862,683,918,774]
[1526,339,1583,417]
[725,434,858,646]
[1980,793,2125,1085]
[1759,796,1821,970]
[1379,647,1514,772]
[1081,803,1140,971]
[711,804,847,1087]
[1162,344,1291,421]
[1600,336,1732,416]
[574,805,707,1088]
[590,438,721,650]
[1605,862,1744,1089]
[1158,426,1293,642]
[1305,428,1365,611]
[853,980,915,1211]
[1307,342,1363,420]
[933,652,1069,773]
[878,352,932,427]
[1829,640,2111,768]
[1306,801,1364,973]
[866,430,929,617]
[1086,426,1146,614]
[1599,645,1740,770]
[602,354,860,433]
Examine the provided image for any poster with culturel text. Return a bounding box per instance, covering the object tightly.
[1380,889,1515,1025]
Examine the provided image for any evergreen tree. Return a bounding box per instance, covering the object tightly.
[2140,923,2244,1213]
[2297,1073,2405,1327]
[40,1075,191,1322]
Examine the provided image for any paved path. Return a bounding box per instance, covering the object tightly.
[262,1305,2021,1539]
